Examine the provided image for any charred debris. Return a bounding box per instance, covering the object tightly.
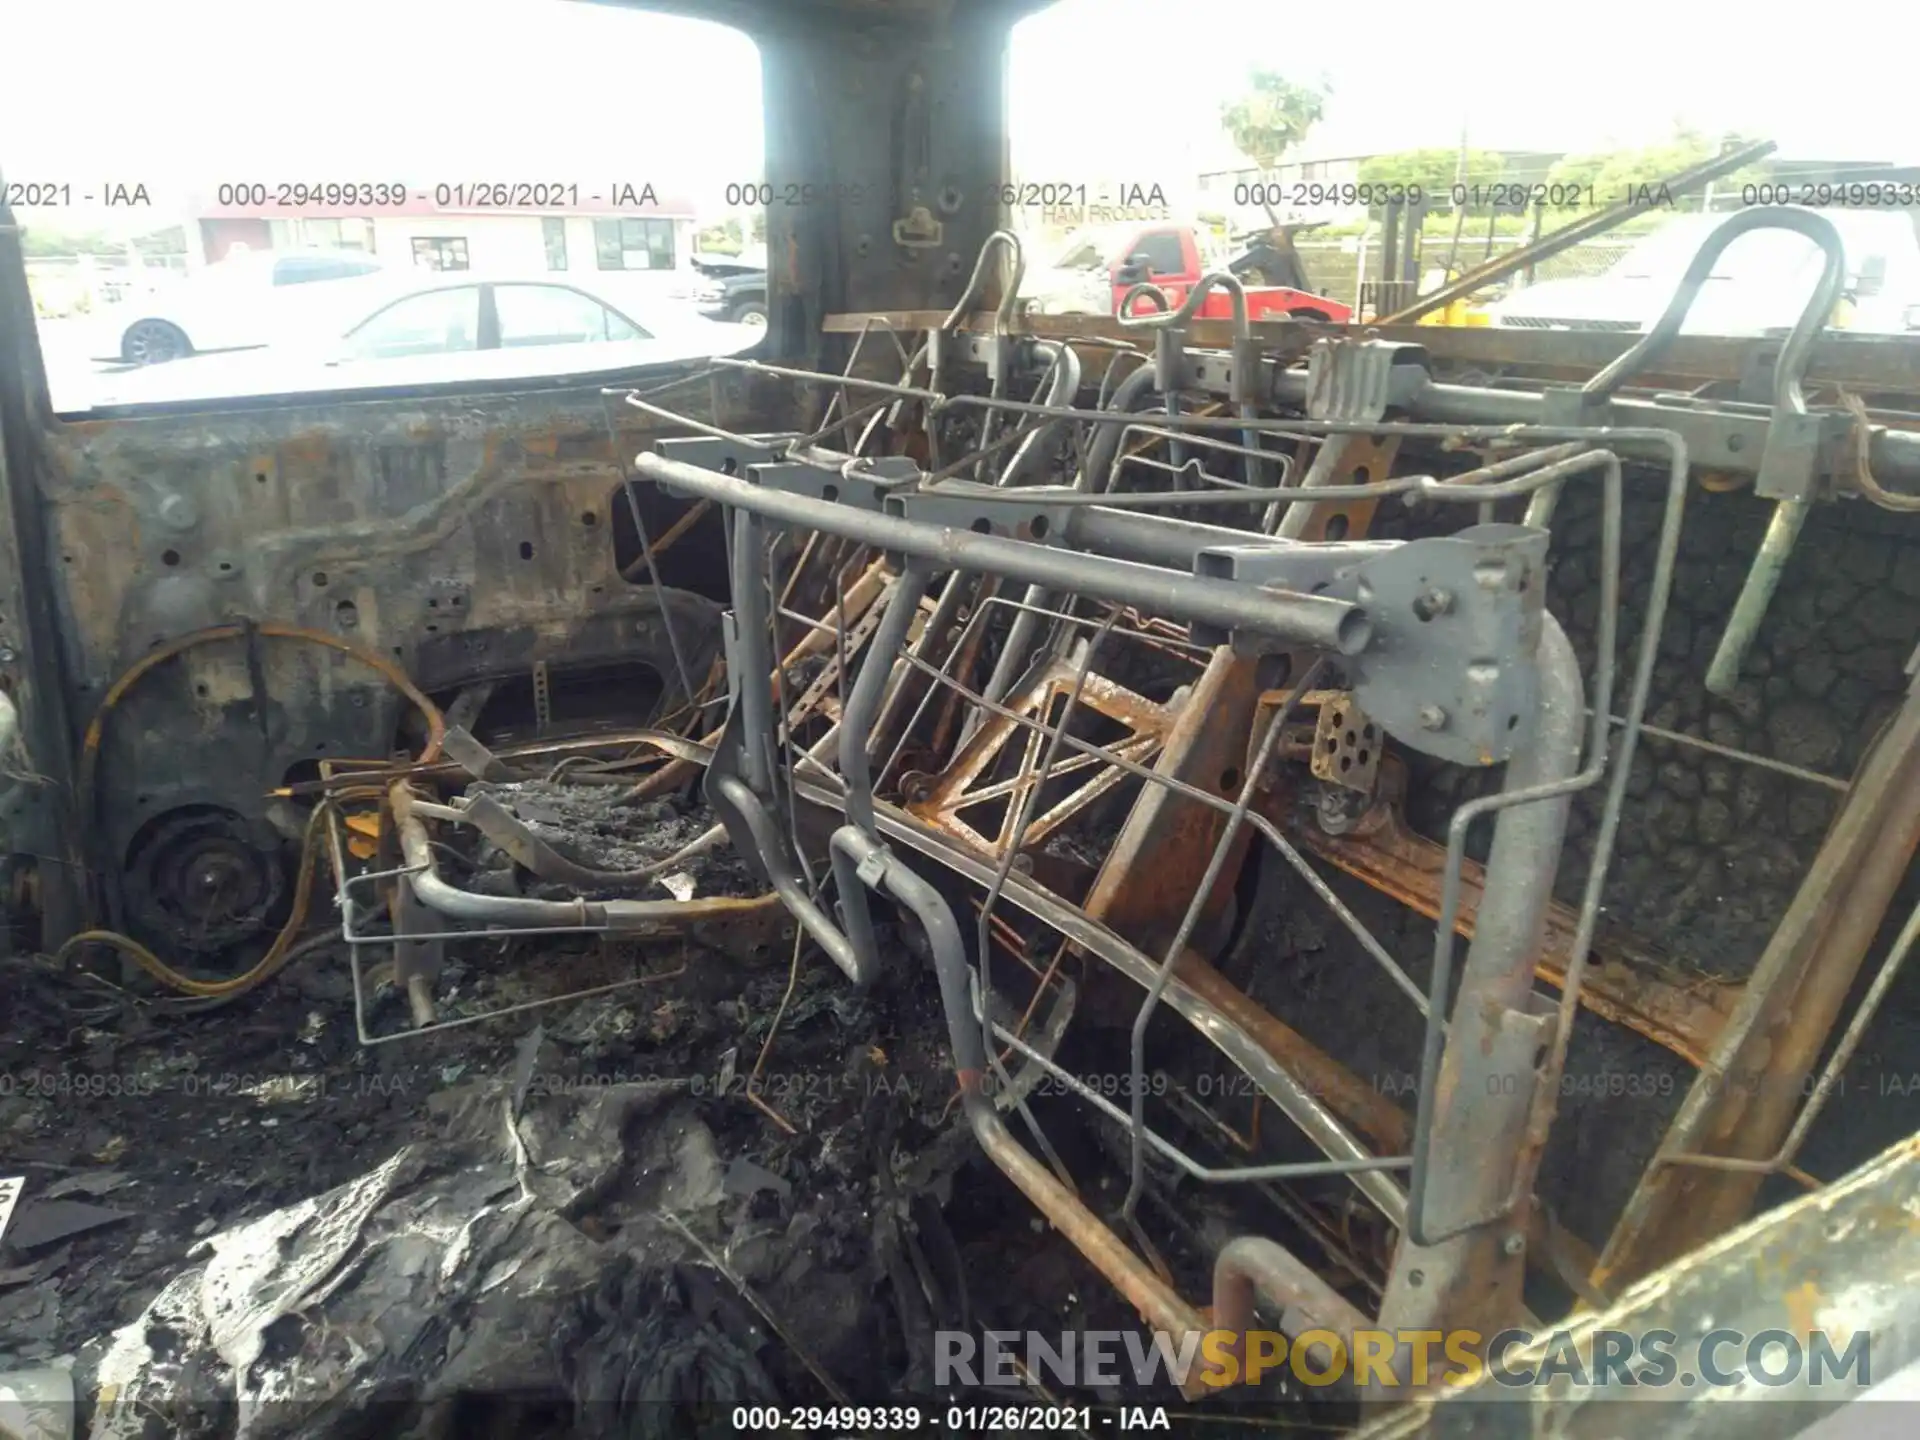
[5,190,1920,1440]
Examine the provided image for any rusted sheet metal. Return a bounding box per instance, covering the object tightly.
[1359,1130,1920,1438]
[1284,795,1737,1067]
[902,657,1172,855]
[823,311,1920,394]
[1287,434,1399,553]
[1082,650,1264,956]
[1596,659,1920,1290]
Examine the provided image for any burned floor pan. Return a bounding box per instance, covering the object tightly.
[3,921,1331,1439]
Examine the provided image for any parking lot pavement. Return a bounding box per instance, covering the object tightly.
[34,315,131,410]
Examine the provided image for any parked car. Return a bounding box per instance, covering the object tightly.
[686,246,768,327]
[1487,209,1920,337]
[94,247,391,365]
[79,273,764,408]
[1021,222,1349,322]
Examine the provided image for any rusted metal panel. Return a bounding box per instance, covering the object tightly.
[1361,1131,1920,1437]
[1082,649,1265,957]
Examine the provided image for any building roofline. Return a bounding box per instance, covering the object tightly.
[186,187,698,222]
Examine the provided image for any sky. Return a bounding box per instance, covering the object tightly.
[2,0,1912,233]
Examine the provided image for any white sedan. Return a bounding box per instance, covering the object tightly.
[1487,209,1920,338]
[76,274,763,409]
[95,247,391,365]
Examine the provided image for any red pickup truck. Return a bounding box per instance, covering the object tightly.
[1023,221,1351,324]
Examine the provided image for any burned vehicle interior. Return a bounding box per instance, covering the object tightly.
[4,0,1920,1435]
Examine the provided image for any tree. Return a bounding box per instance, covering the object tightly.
[1547,130,1768,207]
[696,218,744,255]
[1358,148,1507,200]
[1220,71,1330,172]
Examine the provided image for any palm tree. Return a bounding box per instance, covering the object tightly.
[1220,71,1330,174]
[1220,70,1332,246]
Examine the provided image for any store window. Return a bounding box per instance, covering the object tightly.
[411,237,471,272]
[592,218,676,271]
[302,217,376,251]
[542,217,569,271]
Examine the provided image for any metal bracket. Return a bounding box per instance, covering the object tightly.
[1304,338,1426,423]
[1736,344,1784,407]
[1540,386,1614,429]
[653,434,798,486]
[1198,526,1547,766]
[1229,336,1264,408]
[883,483,1074,542]
[530,660,551,736]
[984,333,1019,386]
[1753,408,1851,503]
[1341,524,1548,766]
[1154,327,1189,392]
[1194,539,1397,600]
[1312,695,1384,794]
[1416,992,1555,1239]
[746,457,923,513]
[439,725,506,782]
[893,205,944,249]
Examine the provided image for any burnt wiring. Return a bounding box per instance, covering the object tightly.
[62,623,446,1003]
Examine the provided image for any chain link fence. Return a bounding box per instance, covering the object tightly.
[1296,236,1637,311]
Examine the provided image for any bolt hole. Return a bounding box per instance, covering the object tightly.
[254,472,268,484]
[1344,730,1357,745]
[720,457,739,476]
[161,549,181,567]
[450,595,464,608]
[1351,467,1372,485]
[1357,749,1370,764]
[194,683,209,698]
[1412,594,1442,622]
[1507,714,1520,730]
[1323,736,1337,752]
[1219,767,1242,792]
[428,598,439,609]
[311,571,328,587]
[970,517,992,534]
[519,541,535,560]
[581,511,598,527]
[1339,756,1352,772]
[1323,513,1351,541]
[822,484,840,503]
[426,623,439,633]
[1363,724,1377,739]
[218,561,233,573]
[1029,514,1050,539]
